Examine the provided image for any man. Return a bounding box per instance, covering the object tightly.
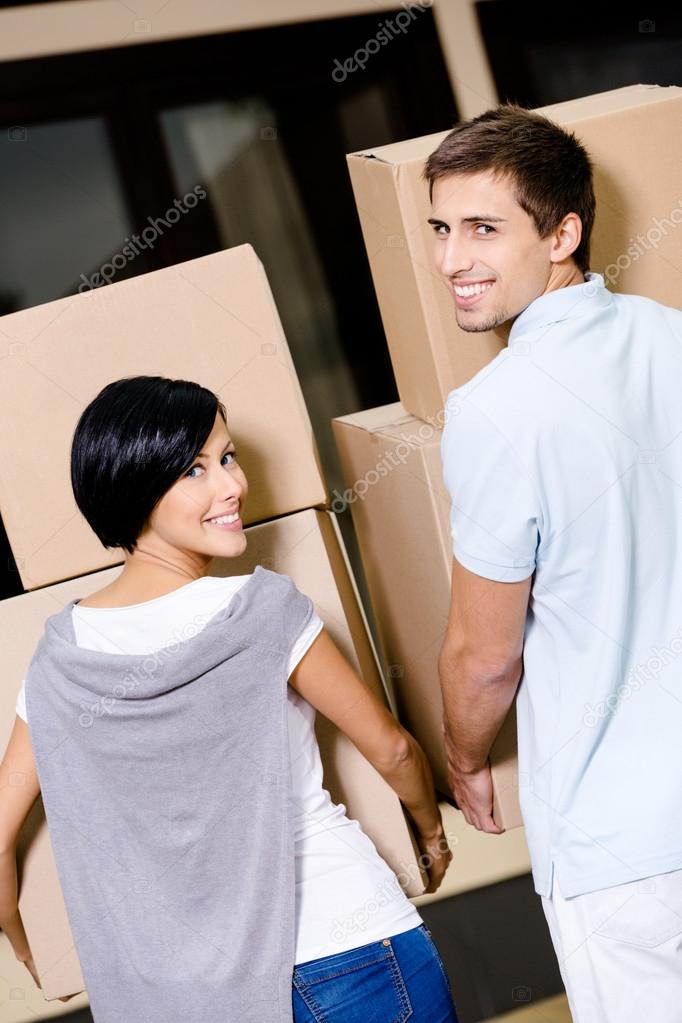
[425,103,682,1021]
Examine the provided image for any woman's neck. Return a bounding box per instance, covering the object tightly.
[80,547,213,608]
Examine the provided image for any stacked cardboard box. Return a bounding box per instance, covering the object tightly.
[331,403,521,828]
[0,245,428,1002]
[345,84,682,421]
[336,84,682,841]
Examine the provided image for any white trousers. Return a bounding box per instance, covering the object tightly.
[541,866,682,1022]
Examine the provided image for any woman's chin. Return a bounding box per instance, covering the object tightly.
[206,532,247,558]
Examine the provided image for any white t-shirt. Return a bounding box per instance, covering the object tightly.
[16,573,421,963]
[441,271,682,899]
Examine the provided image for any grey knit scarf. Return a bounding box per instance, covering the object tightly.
[25,565,314,1023]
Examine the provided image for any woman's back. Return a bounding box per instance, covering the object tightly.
[15,572,422,965]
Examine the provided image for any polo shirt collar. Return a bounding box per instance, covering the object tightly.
[508,271,612,343]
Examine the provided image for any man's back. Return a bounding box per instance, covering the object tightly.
[441,272,682,898]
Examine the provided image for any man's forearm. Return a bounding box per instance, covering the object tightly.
[438,646,522,773]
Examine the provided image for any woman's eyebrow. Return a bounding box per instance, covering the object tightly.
[196,441,233,459]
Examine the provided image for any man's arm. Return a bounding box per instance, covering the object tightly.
[438,555,531,832]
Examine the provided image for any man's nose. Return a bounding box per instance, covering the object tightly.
[439,237,473,279]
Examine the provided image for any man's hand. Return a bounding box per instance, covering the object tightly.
[443,723,504,834]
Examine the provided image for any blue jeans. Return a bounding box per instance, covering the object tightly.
[292,923,459,1022]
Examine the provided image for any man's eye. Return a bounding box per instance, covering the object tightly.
[433,224,448,236]
[475,224,495,235]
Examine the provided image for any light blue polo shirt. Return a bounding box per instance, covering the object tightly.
[440,271,682,898]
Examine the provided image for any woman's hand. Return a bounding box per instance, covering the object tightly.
[16,949,41,990]
[414,816,453,894]
[16,948,76,1002]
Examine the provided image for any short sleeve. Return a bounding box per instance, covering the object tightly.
[287,613,324,678]
[16,679,27,722]
[440,392,541,582]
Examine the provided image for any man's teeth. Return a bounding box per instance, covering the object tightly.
[454,281,494,298]
[208,513,239,524]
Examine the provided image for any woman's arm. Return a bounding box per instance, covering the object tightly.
[0,716,41,962]
[288,628,451,890]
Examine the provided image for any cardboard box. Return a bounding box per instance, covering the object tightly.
[332,402,522,831]
[0,244,328,590]
[1,507,428,1002]
[0,930,91,1020]
[347,84,682,421]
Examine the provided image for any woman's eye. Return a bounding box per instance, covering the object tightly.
[185,451,237,478]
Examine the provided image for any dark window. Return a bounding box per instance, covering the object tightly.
[476,3,682,107]
[0,12,456,596]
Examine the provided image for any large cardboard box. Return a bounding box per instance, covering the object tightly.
[1,507,428,1002]
[332,402,522,832]
[347,84,682,421]
[0,244,328,590]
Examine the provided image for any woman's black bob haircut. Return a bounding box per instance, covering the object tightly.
[71,375,227,554]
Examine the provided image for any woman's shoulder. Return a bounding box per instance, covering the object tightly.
[75,573,251,610]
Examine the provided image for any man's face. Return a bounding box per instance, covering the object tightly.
[429,170,556,334]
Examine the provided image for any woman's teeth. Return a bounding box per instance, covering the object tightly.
[207,513,239,525]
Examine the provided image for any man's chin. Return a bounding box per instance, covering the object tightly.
[456,316,502,334]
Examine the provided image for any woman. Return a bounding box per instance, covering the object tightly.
[0,375,459,1022]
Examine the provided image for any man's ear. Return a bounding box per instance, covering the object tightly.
[550,211,582,264]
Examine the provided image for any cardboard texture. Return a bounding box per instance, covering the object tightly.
[0,244,328,591]
[332,402,522,832]
[1,507,428,1002]
[0,930,91,1020]
[410,800,530,905]
[347,84,682,421]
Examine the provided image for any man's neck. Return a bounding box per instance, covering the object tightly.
[495,263,586,345]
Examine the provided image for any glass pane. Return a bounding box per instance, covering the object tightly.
[161,98,360,493]
[0,116,134,313]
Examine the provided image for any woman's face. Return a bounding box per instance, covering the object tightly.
[142,411,248,561]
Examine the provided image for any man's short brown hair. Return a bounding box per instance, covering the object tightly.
[422,103,596,274]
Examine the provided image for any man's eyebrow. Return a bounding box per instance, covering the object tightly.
[461,215,507,223]
[196,441,234,458]
[427,215,507,226]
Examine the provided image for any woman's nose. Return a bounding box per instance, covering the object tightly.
[215,470,245,503]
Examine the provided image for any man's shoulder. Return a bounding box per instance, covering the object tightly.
[442,378,528,455]
[614,287,682,324]
[443,342,541,430]
[444,346,511,409]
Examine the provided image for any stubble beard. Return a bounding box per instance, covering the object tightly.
[456,306,508,333]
